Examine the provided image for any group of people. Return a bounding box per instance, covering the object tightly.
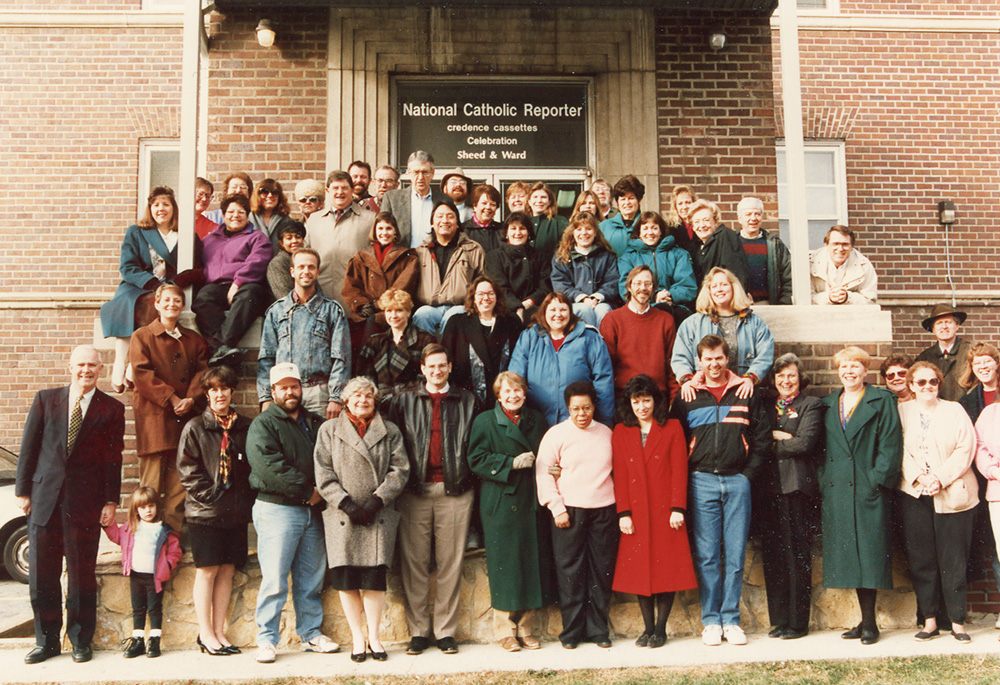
[15,149,998,668]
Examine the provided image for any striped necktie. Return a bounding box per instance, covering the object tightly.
[67,395,83,453]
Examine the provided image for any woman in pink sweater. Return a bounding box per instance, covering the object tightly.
[535,380,618,649]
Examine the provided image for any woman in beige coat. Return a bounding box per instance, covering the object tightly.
[314,377,409,662]
[898,361,978,643]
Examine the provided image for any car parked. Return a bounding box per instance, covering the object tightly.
[0,446,28,584]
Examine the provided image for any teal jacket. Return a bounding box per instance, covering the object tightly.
[617,235,698,307]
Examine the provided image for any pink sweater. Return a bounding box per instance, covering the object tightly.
[535,419,615,517]
[976,404,1000,502]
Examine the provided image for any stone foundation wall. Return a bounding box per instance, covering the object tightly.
[92,540,925,651]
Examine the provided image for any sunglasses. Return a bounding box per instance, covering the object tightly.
[913,377,941,387]
[258,188,281,196]
[884,370,906,381]
[299,196,321,203]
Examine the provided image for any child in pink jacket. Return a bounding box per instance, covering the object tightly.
[103,487,182,658]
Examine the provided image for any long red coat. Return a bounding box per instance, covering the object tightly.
[611,419,697,595]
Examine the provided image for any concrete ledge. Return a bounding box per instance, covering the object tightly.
[753,304,892,343]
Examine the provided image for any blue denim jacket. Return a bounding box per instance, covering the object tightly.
[256,289,351,403]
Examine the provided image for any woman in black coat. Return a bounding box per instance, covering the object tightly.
[484,212,552,323]
[441,276,522,410]
[758,353,823,640]
[462,184,505,255]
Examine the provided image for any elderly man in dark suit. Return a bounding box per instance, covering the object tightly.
[380,151,448,248]
[16,345,125,664]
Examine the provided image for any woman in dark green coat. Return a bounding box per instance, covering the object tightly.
[820,346,902,646]
[467,371,557,652]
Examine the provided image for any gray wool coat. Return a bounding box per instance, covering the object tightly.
[314,412,409,569]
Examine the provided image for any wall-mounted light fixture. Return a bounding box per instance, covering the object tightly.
[709,29,726,52]
[255,19,275,48]
[938,200,956,225]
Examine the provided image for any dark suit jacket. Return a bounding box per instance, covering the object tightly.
[16,387,125,526]
[380,187,448,246]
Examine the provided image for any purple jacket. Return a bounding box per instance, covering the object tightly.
[201,225,272,287]
[103,522,183,593]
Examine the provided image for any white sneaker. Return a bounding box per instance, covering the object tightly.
[995,614,1000,629]
[724,625,748,645]
[302,634,340,653]
[702,625,723,646]
[256,643,276,663]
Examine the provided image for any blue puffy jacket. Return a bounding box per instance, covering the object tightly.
[508,322,615,427]
[550,246,620,307]
[617,235,698,307]
[599,213,639,257]
[670,309,775,383]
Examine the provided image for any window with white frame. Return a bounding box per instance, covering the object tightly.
[776,141,848,250]
[142,0,184,10]
[138,139,180,214]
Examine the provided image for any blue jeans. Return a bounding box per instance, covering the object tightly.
[571,302,612,327]
[688,472,752,628]
[252,500,327,646]
[412,304,465,336]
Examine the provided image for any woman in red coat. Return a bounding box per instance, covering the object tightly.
[612,374,697,648]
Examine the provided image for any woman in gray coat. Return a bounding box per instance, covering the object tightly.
[315,377,409,662]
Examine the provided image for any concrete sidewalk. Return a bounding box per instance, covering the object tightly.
[1,622,999,684]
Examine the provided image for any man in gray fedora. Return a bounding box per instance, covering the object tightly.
[915,303,972,401]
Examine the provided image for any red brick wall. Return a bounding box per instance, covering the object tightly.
[840,2,997,14]
[654,10,779,228]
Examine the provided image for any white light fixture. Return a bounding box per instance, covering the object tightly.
[709,30,726,52]
[256,19,275,48]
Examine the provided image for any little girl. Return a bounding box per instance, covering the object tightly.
[550,212,620,327]
[103,487,182,658]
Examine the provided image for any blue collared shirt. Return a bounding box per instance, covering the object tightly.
[409,188,434,248]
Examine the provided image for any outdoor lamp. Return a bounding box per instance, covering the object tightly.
[709,30,726,52]
[938,200,956,225]
[256,19,276,48]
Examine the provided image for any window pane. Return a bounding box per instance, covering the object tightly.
[150,150,180,191]
[776,151,786,184]
[804,151,835,185]
[797,0,827,8]
[805,186,837,215]
[779,219,835,250]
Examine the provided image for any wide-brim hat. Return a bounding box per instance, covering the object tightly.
[921,303,967,331]
[440,168,472,192]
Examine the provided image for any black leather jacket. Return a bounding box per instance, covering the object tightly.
[382,385,477,495]
[176,409,254,527]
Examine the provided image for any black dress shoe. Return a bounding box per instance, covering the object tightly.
[634,632,650,647]
[860,628,879,645]
[24,645,60,664]
[647,633,667,649]
[781,628,808,640]
[561,639,579,650]
[952,630,971,643]
[72,644,93,663]
[768,626,787,638]
[406,636,430,655]
[146,636,161,658]
[437,636,458,654]
[369,646,388,661]
[123,636,145,658]
[841,624,863,640]
[350,650,367,663]
[592,636,612,648]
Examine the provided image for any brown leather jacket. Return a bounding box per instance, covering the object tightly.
[341,244,419,322]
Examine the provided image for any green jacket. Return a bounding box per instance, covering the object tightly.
[467,404,557,611]
[819,385,902,589]
[247,403,326,507]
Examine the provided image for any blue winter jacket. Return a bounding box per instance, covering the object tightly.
[670,309,775,383]
[508,322,615,427]
[550,246,620,307]
[599,213,639,257]
[617,235,698,306]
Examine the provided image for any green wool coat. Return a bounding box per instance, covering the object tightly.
[467,404,558,611]
[819,385,902,590]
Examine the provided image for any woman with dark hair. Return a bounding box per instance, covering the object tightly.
[571,190,604,222]
[265,222,306,300]
[611,375,696,648]
[485,211,552,323]
[820,346,902,646]
[899,361,977,642]
[342,211,419,326]
[509,291,614,427]
[356,288,437,398]
[758,354,823,640]
[527,182,568,256]
[550,213,619,327]
[101,186,201,392]
[880,353,915,403]
[598,175,644,257]
[467,371,556,652]
[250,178,302,249]
[176,365,253,655]
[462,184,505,254]
[441,276,522,410]
[203,172,254,225]
[535,381,618,649]
[617,211,697,312]
[959,343,1000,423]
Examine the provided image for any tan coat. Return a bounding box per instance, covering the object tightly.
[130,320,208,458]
[898,399,978,514]
[415,233,485,306]
[306,203,375,307]
[341,244,419,322]
[314,412,410,568]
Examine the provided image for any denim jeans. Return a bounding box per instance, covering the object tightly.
[412,304,465,336]
[252,500,327,646]
[571,302,612,328]
[688,471,752,628]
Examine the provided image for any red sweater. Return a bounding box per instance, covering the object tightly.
[599,304,680,402]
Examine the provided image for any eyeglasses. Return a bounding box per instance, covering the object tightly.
[884,370,906,381]
[298,196,321,204]
[259,188,281,197]
[913,377,941,387]
[195,191,212,200]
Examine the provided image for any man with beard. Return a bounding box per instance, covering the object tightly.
[348,160,378,213]
[257,248,351,420]
[441,169,473,223]
[248,362,340,663]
